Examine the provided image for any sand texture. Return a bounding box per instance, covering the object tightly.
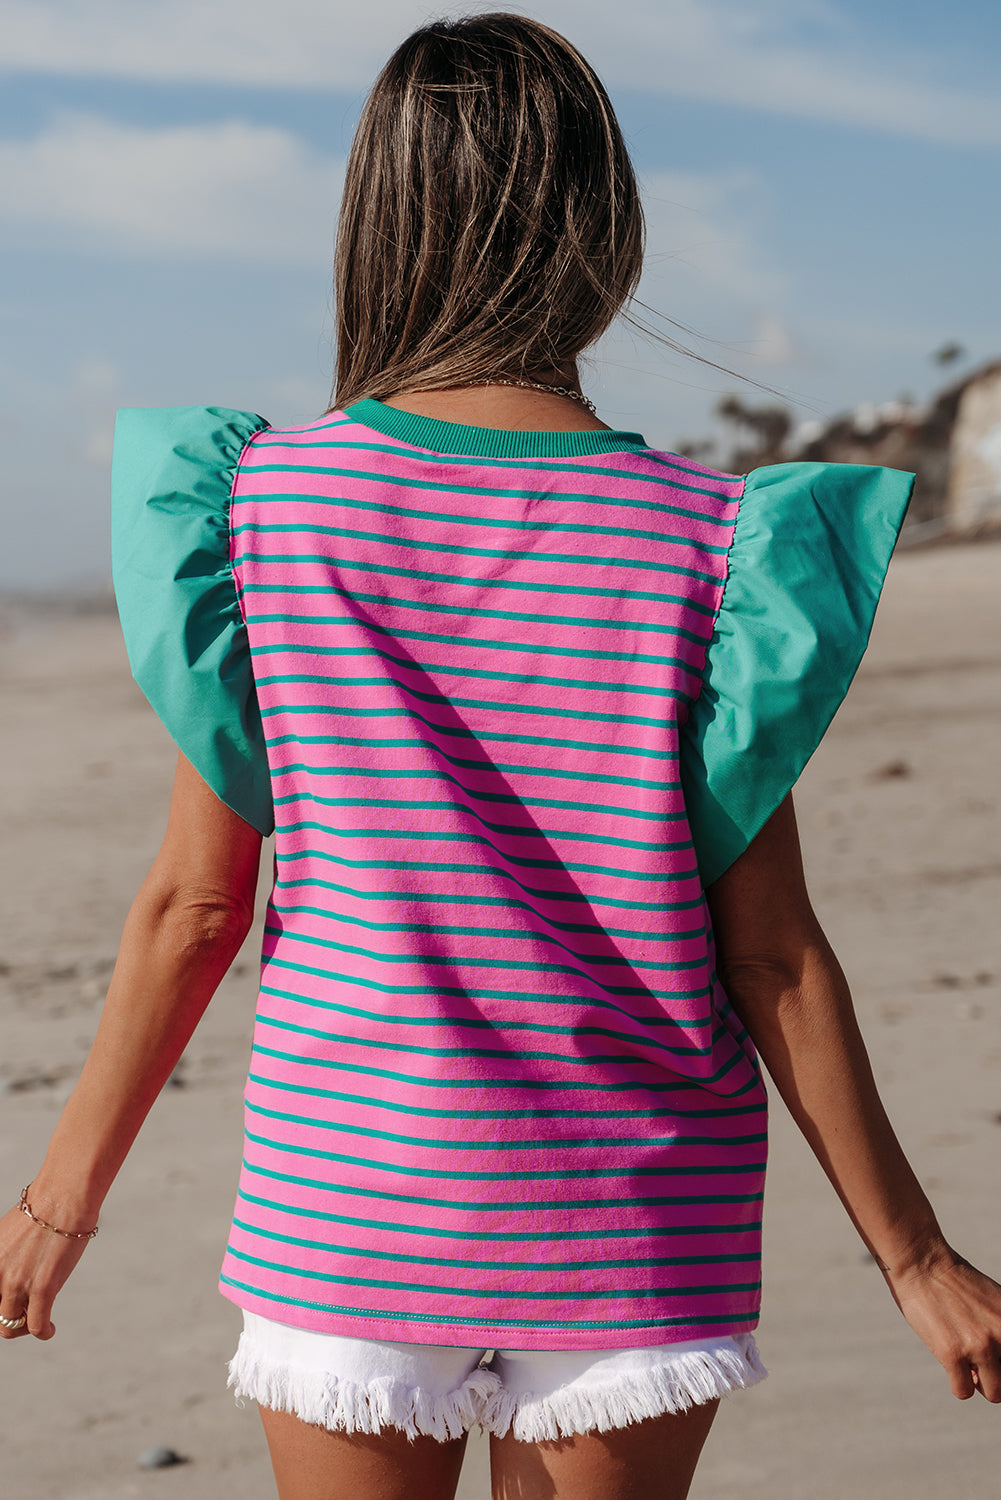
[0,541,999,1498]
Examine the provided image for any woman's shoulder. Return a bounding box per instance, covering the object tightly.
[726,459,915,611]
[111,404,275,838]
[112,405,271,489]
[111,403,272,598]
[740,456,915,506]
[680,458,915,888]
[635,448,915,512]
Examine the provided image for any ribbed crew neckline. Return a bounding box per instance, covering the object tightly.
[343,396,648,459]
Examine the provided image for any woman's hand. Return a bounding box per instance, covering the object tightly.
[1,754,262,1350]
[882,1248,1001,1403]
[0,1197,93,1341]
[708,796,1001,1407]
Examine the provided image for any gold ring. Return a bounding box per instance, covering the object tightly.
[0,1311,27,1330]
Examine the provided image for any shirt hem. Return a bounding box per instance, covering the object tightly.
[219,1278,760,1352]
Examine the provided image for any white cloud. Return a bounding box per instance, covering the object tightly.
[0,113,343,261]
[641,2,1001,149]
[748,314,799,367]
[0,0,384,88]
[0,0,998,148]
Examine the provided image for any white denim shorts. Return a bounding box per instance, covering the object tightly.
[228,1310,767,1443]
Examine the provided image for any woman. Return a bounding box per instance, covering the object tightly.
[2,13,999,1500]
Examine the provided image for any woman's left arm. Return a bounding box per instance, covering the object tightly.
[0,753,263,1340]
[707,794,1001,1403]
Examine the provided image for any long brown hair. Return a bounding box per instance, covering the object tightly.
[332,12,645,410]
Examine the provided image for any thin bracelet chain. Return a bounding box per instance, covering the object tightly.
[19,1185,99,1240]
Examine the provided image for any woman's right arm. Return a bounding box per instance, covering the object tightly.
[707,794,1001,1403]
[0,752,262,1342]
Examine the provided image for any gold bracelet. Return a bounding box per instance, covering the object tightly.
[19,1185,99,1241]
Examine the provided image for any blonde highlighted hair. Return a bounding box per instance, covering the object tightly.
[332,12,645,409]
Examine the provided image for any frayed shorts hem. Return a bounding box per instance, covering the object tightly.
[228,1311,767,1443]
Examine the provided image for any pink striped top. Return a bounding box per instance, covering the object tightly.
[111,398,912,1350]
[220,399,766,1350]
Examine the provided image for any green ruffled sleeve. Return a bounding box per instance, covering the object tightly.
[682,461,914,887]
[111,405,275,836]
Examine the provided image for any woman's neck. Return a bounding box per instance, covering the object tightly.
[379,374,613,434]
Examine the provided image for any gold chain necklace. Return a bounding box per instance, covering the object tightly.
[475,377,599,416]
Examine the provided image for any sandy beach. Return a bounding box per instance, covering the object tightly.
[1,539,999,1499]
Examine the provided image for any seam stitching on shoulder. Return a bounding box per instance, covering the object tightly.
[686,473,749,723]
[228,422,270,626]
[711,472,750,645]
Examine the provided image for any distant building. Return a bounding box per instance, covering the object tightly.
[946,361,1001,533]
[788,360,1001,536]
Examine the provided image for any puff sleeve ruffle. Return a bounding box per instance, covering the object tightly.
[681,461,914,887]
[111,405,275,836]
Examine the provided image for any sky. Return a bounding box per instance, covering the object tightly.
[1,0,999,587]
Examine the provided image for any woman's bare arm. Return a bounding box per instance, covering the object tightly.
[707,794,1001,1403]
[0,753,263,1340]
